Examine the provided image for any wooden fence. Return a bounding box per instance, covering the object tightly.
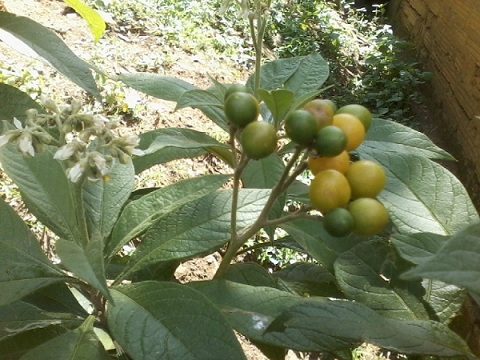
[389,0,480,205]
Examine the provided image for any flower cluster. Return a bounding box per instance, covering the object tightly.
[0,97,143,183]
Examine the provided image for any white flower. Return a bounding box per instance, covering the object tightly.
[17,132,35,156]
[131,148,144,156]
[54,143,76,161]
[13,117,23,129]
[67,160,87,183]
[0,133,11,147]
[89,151,109,175]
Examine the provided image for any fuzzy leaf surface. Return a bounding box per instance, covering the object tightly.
[118,189,270,280]
[107,281,246,360]
[0,198,67,306]
[108,174,230,256]
[0,12,100,98]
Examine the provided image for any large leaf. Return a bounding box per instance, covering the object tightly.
[189,280,302,341]
[23,283,88,318]
[116,73,196,102]
[140,127,229,157]
[391,232,447,265]
[358,150,478,235]
[134,128,206,174]
[403,222,480,295]
[264,300,474,357]
[176,89,229,131]
[0,198,68,306]
[279,218,345,273]
[248,54,329,97]
[63,0,106,42]
[363,119,454,160]
[20,316,110,360]
[107,174,231,257]
[334,240,431,320]
[107,281,246,360]
[0,301,83,341]
[117,188,271,281]
[242,154,286,240]
[0,12,100,98]
[274,263,341,298]
[391,233,465,323]
[83,160,135,240]
[56,239,112,303]
[192,280,473,357]
[0,327,68,359]
[0,146,82,242]
[257,88,294,126]
[0,84,43,123]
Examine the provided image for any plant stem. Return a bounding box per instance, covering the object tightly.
[73,177,90,246]
[215,147,306,277]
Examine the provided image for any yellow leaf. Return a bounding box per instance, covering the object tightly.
[63,0,106,42]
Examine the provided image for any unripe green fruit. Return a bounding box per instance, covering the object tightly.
[224,84,249,100]
[284,110,318,146]
[224,92,260,128]
[240,121,278,159]
[313,125,347,157]
[323,207,355,237]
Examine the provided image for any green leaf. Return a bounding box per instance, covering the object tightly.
[176,89,229,131]
[0,198,67,306]
[242,154,285,239]
[0,301,83,341]
[83,160,135,240]
[56,239,112,303]
[117,189,270,281]
[423,280,465,324]
[334,240,431,320]
[63,0,106,42]
[191,281,473,356]
[20,316,111,360]
[358,150,478,235]
[391,234,467,323]
[0,327,68,359]
[221,262,278,288]
[134,128,206,174]
[0,84,43,123]
[189,280,302,340]
[107,281,246,360]
[141,128,229,156]
[23,283,88,318]
[258,88,294,126]
[363,119,454,160]
[280,219,358,274]
[403,222,480,295]
[242,153,285,189]
[264,300,474,357]
[0,12,100,98]
[273,263,340,297]
[391,232,447,265]
[107,174,231,257]
[116,73,196,102]
[0,146,82,242]
[249,54,329,97]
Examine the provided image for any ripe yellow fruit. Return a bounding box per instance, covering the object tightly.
[348,198,389,236]
[307,150,350,175]
[332,113,365,151]
[346,160,386,199]
[303,99,335,130]
[336,104,372,130]
[309,169,351,214]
